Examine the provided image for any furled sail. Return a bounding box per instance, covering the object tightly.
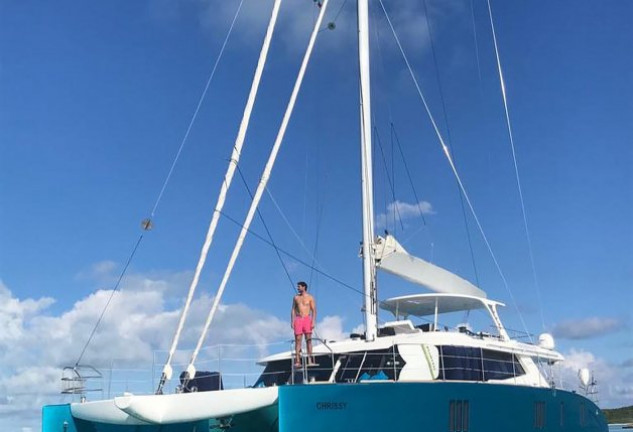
[373,235,486,298]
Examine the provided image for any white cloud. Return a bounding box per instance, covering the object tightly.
[0,272,294,431]
[552,317,625,340]
[314,315,346,342]
[5,265,629,432]
[80,260,117,278]
[555,349,633,408]
[0,281,55,343]
[351,323,365,335]
[376,199,435,228]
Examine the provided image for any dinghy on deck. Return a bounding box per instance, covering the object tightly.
[70,386,278,425]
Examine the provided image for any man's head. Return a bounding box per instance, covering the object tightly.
[297,281,308,294]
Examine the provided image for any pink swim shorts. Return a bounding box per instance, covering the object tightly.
[293,316,313,335]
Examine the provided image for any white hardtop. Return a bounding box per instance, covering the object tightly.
[380,293,504,318]
[258,317,562,365]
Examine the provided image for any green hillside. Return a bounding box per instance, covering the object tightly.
[603,405,633,424]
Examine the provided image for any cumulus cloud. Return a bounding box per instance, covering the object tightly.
[0,271,301,431]
[376,199,434,228]
[552,317,625,340]
[555,348,633,408]
[0,266,358,431]
[314,315,346,342]
[351,323,365,335]
[75,260,118,280]
[0,293,55,349]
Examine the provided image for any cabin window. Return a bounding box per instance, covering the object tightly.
[438,346,525,381]
[533,401,546,429]
[481,349,525,380]
[449,400,469,431]
[253,359,292,387]
[440,346,482,381]
[254,355,339,387]
[305,354,336,383]
[335,347,404,383]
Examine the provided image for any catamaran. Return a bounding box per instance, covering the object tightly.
[42,0,608,431]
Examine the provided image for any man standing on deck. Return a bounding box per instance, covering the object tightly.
[291,281,316,367]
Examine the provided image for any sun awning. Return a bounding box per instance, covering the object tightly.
[380,293,502,318]
[373,235,487,298]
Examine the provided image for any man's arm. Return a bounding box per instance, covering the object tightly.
[310,296,317,328]
[290,297,296,328]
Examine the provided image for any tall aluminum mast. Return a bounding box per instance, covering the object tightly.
[357,0,377,341]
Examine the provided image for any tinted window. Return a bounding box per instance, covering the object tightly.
[336,347,404,383]
[438,346,525,381]
[253,359,292,387]
[306,354,336,383]
[254,355,338,387]
[439,346,483,381]
[482,349,525,380]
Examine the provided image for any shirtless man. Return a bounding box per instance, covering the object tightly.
[291,281,316,367]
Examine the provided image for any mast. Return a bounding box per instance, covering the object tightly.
[357,0,377,341]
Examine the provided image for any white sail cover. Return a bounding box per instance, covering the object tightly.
[373,235,486,298]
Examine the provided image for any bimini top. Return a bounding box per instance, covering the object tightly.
[373,235,487,299]
[380,293,505,318]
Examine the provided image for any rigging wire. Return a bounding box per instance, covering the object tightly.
[372,3,433,244]
[486,0,545,329]
[219,209,493,335]
[150,0,245,219]
[235,165,295,292]
[377,0,532,341]
[318,0,349,32]
[470,0,483,84]
[218,211,366,298]
[73,1,245,368]
[184,0,332,377]
[309,197,325,289]
[156,0,280,394]
[74,233,146,367]
[374,125,404,231]
[218,207,502,338]
[332,0,349,24]
[265,186,361,310]
[420,0,480,286]
[265,187,326,273]
[369,3,396,235]
[309,2,328,292]
[389,124,428,227]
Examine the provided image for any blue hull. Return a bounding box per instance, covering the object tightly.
[280,382,607,431]
[43,382,607,431]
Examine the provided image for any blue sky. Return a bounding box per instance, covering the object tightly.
[1,0,632,430]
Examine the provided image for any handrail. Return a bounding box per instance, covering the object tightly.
[62,339,565,400]
[290,337,336,384]
[61,365,103,400]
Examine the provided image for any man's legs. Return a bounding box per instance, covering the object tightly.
[294,334,302,366]
[306,332,313,364]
